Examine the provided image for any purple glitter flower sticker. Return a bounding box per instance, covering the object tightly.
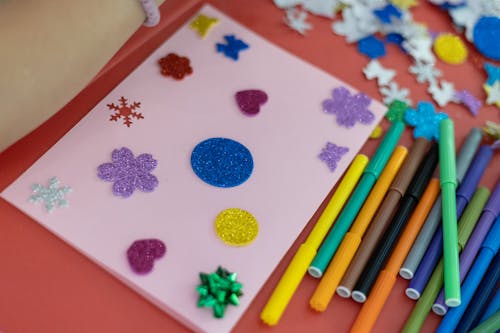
[127,239,166,274]
[319,142,349,172]
[97,147,159,198]
[322,87,375,128]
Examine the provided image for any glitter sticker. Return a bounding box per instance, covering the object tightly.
[454,90,482,116]
[216,35,249,61]
[106,97,144,127]
[428,80,455,107]
[158,53,193,80]
[485,63,500,86]
[127,239,166,274]
[322,87,374,128]
[29,177,72,213]
[190,14,219,39]
[196,266,243,318]
[318,142,349,172]
[409,61,442,85]
[357,35,387,59]
[363,60,396,86]
[191,138,253,188]
[380,82,412,105]
[484,121,500,141]
[370,125,383,139]
[433,33,468,64]
[97,147,159,198]
[386,99,410,122]
[214,208,259,246]
[235,90,268,116]
[373,4,402,24]
[484,82,500,107]
[473,16,500,61]
[405,101,449,140]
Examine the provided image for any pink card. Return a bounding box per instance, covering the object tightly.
[1,5,385,333]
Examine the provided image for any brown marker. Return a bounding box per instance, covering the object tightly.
[336,137,431,299]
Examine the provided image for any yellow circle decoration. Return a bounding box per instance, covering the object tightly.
[215,208,259,246]
[433,34,468,65]
[370,125,383,139]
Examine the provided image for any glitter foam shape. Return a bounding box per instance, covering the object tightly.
[97,147,159,198]
[127,239,166,274]
[214,208,259,246]
[191,138,253,188]
[29,177,72,213]
[322,86,374,128]
[318,142,349,172]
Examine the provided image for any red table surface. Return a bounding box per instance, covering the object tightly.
[1,1,499,332]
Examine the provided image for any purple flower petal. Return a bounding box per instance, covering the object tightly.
[136,173,159,193]
[112,177,136,198]
[112,147,134,164]
[136,154,158,173]
[97,163,117,182]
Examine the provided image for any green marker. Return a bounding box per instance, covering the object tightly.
[402,187,490,333]
[308,121,405,277]
[439,119,461,306]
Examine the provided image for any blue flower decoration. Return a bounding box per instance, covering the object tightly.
[373,4,402,24]
[357,36,386,59]
[404,102,448,141]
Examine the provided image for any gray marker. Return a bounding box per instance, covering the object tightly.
[399,127,483,279]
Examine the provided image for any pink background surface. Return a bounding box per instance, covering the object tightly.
[0,5,384,333]
[0,1,498,333]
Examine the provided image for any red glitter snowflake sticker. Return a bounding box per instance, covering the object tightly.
[106,96,144,127]
[158,53,193,80]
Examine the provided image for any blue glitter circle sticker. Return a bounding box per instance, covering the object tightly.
[473,16,500,61]
[191,138,254,188]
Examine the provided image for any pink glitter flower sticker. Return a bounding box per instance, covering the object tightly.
[319,142,349,172]
[127,239,166,274]
[322,87,375,128]
[97,147,159,198]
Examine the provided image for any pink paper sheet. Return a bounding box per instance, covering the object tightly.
[1,5,385,333]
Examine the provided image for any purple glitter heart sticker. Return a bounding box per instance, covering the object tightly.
[235,90,268,116]
[127,239,166,274]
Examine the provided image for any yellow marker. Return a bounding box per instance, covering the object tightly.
[309,146,408,311]
[434,34,468,65]
[390,0,417,10]
[260,154,369,325]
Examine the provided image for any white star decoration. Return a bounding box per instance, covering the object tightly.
[409,61,442,85]
[380,82,412,105]
[364,60,396,86]
[284,8,313,35]
[428,81,455,107]
[485,82,500,106]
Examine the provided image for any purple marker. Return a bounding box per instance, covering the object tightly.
[432,181,500,315]
[405,146,494,300]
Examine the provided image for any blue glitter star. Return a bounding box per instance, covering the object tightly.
[404,101,448,141]
[357,36,386,59]
[319,142,349,172]
[216,35,249,61]
[485,63,500,86]
[373,4,403,24]
[29,177,72,212]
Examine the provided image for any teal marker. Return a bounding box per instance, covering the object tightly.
[308,121,405,277]
[439,119,461,306]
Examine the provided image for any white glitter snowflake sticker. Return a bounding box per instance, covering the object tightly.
[29,177,72,213]
[380,82,412,105]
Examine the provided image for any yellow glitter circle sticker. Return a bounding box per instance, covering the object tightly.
[433,34,468,65]
[214,208,259,246]
[370,125,383,139]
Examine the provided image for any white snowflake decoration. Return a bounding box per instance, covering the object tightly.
[303,0,339,18]
[409,61,442,85]
[29,177,72,213]
[284,8,313,35]
[332,5,381,43]
[380,82,412,105]
[403,35,436,64]
[363,60,396,86]
[274,0,304,8]
[428,80,455,107]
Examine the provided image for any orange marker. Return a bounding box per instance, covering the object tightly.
[350,178,440,333]
[309,146,408,311]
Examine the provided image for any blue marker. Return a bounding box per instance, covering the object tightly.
[437,214,500,333]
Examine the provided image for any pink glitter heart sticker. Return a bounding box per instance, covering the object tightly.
[235,89,268,116]
[127,239,166,274]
